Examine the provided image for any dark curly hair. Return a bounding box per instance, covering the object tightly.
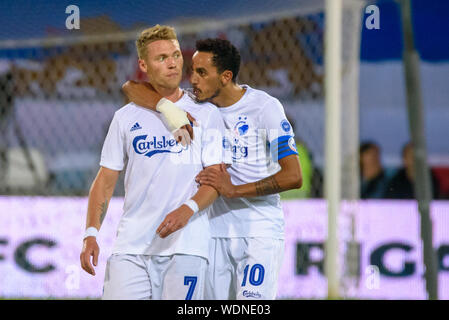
[195,38,241,82]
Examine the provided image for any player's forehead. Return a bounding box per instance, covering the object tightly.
[146,39,180,56]
[192,51,215,68]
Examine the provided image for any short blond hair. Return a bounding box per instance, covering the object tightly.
[136,24,178,60]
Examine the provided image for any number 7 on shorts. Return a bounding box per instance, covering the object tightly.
[184,276,197,300]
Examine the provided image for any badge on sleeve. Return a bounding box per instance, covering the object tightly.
[288,136,297,152]
[281,119,291,133]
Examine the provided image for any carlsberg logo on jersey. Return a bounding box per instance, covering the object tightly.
[133,135,187,158]
[223,136,248,160]
[223,126,297,164]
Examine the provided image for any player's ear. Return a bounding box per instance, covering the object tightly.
[221,70,233,85]
[138,59,148,74]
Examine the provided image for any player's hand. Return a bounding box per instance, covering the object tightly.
[122,80,197,146]
[196,163,235,198]
[156,205,195,238]
[80,237,100,276]
[173,112,198,147]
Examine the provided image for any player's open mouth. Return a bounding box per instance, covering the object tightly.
[193,88,201,96]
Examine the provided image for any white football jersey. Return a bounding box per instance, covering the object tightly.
[100,90,229,259]
[208,85,298,239]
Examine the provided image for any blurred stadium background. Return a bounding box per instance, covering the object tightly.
[0,0,448,299]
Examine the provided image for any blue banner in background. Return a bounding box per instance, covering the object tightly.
[361,0,449,62]
[1,0,448,62]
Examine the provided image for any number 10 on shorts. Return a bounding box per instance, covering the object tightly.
[241,264,265,286]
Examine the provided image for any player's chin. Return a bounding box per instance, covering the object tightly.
[194,93,210,103]
[195,96,207,103]
[165,78,181,88]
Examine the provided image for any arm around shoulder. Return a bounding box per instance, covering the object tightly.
[122,80,162,111]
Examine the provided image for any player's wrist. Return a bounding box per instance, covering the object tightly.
[156,98,190,132]
[155,97,170,113]
[227,185,238,198]
[83,226,99,240]
[183,199,199,215]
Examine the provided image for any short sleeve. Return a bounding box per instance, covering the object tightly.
[99,113,126,171]
[261,98,298,162]
[201,108,233,168]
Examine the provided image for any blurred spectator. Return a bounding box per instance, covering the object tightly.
[384,142,440,199]
[359,141,390,199]
[432,167,449,199]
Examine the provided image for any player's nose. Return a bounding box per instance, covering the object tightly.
[190,72,198,85]
[166,57,176,68]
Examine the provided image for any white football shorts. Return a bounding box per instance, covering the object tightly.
[102,253,207,300]
[205,237,284,300]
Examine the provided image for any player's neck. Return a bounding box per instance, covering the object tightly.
[155,86,183,103]
[213,83,246,108]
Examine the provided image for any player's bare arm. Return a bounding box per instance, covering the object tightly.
[156,164,221,238]
[122,80,161,111]
[122,80,196,145]
[196,155,302,198]
[80,166,120,276]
